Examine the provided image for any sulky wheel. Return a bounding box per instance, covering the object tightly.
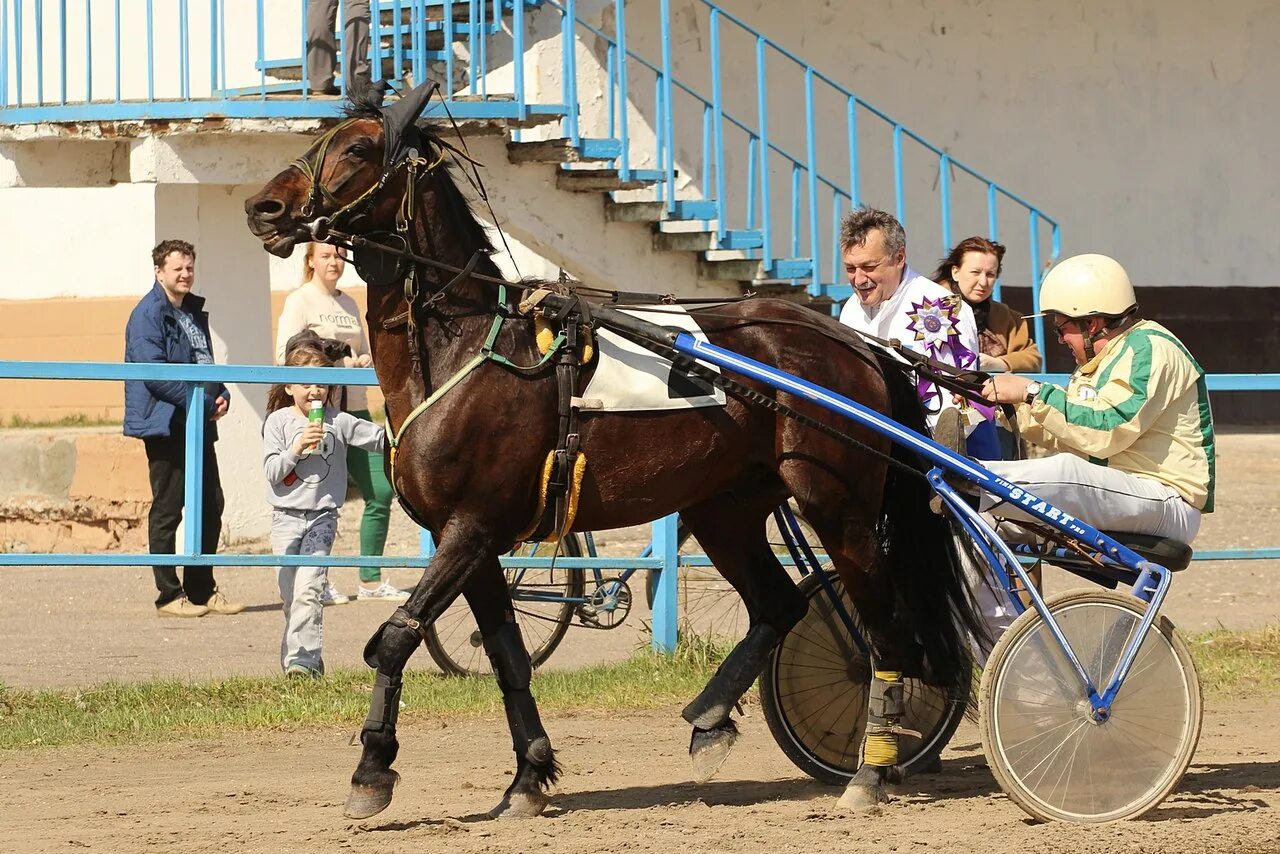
[759,570,970,785]
[979,589,1202,822]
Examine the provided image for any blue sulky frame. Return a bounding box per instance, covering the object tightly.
[670,332,1172,718]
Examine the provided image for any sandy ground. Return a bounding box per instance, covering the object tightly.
[0,433,1275,689]
[0,435,1277,851]
[2,701,1280,854]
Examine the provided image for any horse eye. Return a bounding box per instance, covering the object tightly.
[345,143,371,158]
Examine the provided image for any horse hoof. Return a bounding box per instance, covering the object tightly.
[837,781,888,813]
[488,790,549,820]
[344,772,400,819]
[690,724,739,784]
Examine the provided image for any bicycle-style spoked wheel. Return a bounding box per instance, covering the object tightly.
[760,571,969,785]
[980,589,1202,823]
[424,535,586,677]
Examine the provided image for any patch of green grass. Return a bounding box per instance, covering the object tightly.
[0,646,725,750]
[1189,626,1280,695]
[6,412,121,429]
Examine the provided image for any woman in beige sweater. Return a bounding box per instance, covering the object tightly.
[275,243,404,602]
[931,236,1041,374]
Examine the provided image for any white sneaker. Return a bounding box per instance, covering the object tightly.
[356,581,410,602]
[321,582,351,606]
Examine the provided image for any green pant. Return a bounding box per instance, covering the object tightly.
[347,410,394,583]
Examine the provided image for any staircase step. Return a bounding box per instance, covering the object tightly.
[556,168,668,192]
[698,257,762,282]
[507,137,621,164]
[653,229,763,253]
[669,199,720,221]
[760,258,815,280]
[604,200,667,222]
[603,198,720,223]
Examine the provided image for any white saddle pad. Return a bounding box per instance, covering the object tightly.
[581,306,727,412]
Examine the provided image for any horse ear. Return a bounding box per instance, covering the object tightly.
[380,80,438,161]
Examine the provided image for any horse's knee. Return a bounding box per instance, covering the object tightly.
[362,609,426,669]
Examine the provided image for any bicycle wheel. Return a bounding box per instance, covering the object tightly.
[980,589,1202,823]
[645,508,815,645]
[760,570,969,785]
[424,534,586,677]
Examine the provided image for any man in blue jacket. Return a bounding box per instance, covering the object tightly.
[124,239,244,618]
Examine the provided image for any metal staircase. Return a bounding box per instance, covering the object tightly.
[0,0,1059,332]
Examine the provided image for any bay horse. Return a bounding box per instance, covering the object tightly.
[245,82,983,819]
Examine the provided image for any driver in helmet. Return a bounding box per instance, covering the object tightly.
[979,254,1214,544]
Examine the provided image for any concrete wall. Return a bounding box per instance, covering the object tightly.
[621,0,1280,288]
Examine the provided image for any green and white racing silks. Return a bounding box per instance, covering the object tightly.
[1015,320,1216,512]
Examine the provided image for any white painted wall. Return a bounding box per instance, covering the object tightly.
[621,0,1280,288]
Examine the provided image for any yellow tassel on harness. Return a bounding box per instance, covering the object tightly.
[515,450,588,544]
[534,315,593,364]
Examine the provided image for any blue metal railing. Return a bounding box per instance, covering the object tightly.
[0,358,1278,663]
[2,1,1058,329]
[0,359,685,653]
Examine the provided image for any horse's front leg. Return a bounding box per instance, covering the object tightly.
[465,560,561,818]
[345,524,496,820]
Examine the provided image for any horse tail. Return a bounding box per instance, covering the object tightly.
[873,355,987,685]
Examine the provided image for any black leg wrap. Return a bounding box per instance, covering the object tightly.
[361,671,403,735]
[363,608,429,668]
[483,620,532,693]
[682,623,780,729]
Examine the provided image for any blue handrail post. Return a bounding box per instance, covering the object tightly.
[755,36,771,269]
[987,182,1000,300]
[892,123,904,224]
[254,0,264,98]
[183,385,206,559]
[83,0,90,102]
[561,0,579,145]
[419,527,437,559]
[210,0,219,95]
[1,0,9,109]
[369,0,381,86]
[846,95,859,207]
[299,0,309,97]
[614,0,629,180]
[650,513,679,655]
[709,9,725,243]
[938,153,952,254]
[804,67,819,296]
[145,0,154,102]
[178,0,189,100]
[1028,209,1045,351]
[659,0,675,214]
[58,0,66,105]
[512,0,526,120]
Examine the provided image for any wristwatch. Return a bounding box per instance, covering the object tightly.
[1023,380,1043,404]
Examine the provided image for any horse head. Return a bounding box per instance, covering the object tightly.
[244,80,437,258]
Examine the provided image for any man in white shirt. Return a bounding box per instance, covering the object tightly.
[837,207,995,457]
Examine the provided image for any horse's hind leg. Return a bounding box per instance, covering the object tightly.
[346,523,499,819]
[678,491,808,782]
[463,560,560,819]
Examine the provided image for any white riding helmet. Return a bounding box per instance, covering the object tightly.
[1038,254,1137,319]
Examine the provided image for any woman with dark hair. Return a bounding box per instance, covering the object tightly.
[932,237,1041,374]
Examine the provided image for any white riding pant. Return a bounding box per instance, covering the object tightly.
[980,454,1202,544]
[272,507,339,675]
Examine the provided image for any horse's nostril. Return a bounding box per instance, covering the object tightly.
[251,197,286,220]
